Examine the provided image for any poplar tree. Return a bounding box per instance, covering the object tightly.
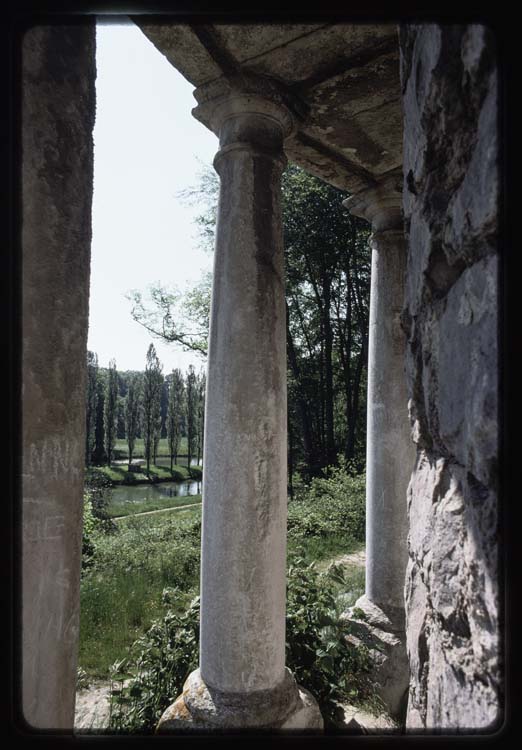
[152,372,163,465]
[125,374,142,468]
[167,368,185,470]
[104,359,119,466]
[196,370,206,466]
[186,365,197,469]
[85,350,98,466]
[142,344,163,475]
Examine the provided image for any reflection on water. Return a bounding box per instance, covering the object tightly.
[112,480,202,505]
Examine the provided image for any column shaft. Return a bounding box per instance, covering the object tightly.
[365,229,412,618]
[200,138,288,693]
[157,87,322,731]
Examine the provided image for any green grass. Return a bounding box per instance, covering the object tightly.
[109,494,202,519]
[79,468,366,681]
[114,437,192,459]
[79,510,202,679]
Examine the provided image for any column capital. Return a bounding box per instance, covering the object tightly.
[342,169,404,232]
[192,73,306,143]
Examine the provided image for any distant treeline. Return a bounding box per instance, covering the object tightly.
[85,344,205,473]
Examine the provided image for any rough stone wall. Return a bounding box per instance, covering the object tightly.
[22,24,96,728]
[399,25,500,731]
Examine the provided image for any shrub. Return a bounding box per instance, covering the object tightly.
[108,596,200,733]
[108,557,372,732]
[288,462,365,544]
[286,557,373,727]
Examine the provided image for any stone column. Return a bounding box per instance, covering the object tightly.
[21,25,96,728]
[157,79,322,732]
[341,174,415,720]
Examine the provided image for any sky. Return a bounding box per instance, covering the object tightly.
[87,19,218,373]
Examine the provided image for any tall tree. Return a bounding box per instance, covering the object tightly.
[152,372,164,465]
[103,359,119,466]
[166,368,185,470]
[85,350,98,466]
[186,365,197,469]
[127,164,371,477]
[125,374,141,468]
[142,344,163,475]
[92,369,106,465]
[196,370,206,466]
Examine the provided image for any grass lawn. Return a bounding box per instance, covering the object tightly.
[109,494,202,519]
[114,437,191,459]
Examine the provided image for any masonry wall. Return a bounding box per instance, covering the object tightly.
[22,23,96,728]
[399,25,500,731]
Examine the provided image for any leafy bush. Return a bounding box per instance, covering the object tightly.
[81,493,98,571]
[288,461,365,543]
[84,467,117,532]
[108,557,372,733]
[108,596,200,733]
[286,557,373,727]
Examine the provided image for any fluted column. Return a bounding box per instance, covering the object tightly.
[157,78,322,732]
[341,174,415,719]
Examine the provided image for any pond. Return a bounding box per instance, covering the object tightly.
[111,479,202,506]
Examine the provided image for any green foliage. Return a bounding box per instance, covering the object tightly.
[79,513,202,678]
[125,374,142,464]
[104,359,119,466]
[127,274,211,357]
[84,467,116,532]
[107,557,372,733]
[85,350,99,466]
[285,558,374,726]
[141,344,163,473]
[166,368,185,466]
[81,492,98,571]
[288,461,366,544]
[108,597,200,733]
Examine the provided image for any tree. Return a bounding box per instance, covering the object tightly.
[104,359,119,466]
[127,164,371,478]
[282,165,371,473]
[85,350,98,466]
[125,374,142,468]
[142,344,163,475]
[196,370,206,466]
[186,365,197,469]
[152,372,164,466]
[166,368,185,470]
[92,369,106,465]
[127,273,211,357]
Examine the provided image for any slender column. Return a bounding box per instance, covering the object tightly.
[342,175,415,719]
[363,226,411,619]
[157,82,322,732]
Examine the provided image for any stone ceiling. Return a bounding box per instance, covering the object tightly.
[132,21,403,196]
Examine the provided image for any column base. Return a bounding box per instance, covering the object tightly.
[340,594,408,721]
[156,668,323,733]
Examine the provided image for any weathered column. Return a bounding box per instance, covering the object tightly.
[21,25,96,728]
[157,77,322,732]
[341,173,415,720]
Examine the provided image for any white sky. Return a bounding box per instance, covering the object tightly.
[87,19,218,373]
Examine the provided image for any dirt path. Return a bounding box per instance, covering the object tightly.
[333,548,366,568]
[317,546,366,572]
[74,681,112,732]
